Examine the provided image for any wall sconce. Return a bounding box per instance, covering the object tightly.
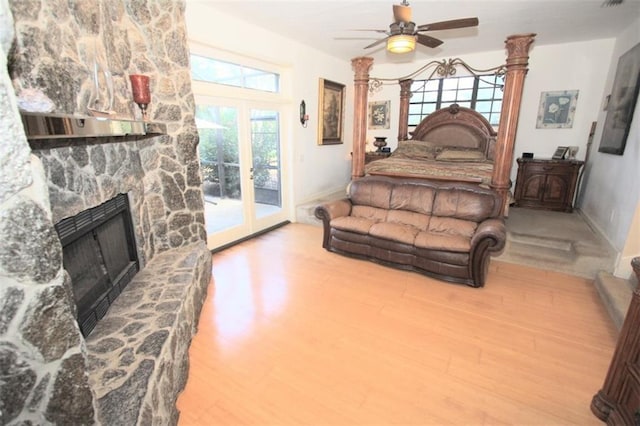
[387,35,416,54]
[300,100,309,127]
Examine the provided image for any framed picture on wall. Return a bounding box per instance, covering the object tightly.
[317,78,345,145]
[598,42,640,155]
[536,90,579,129]
[368,100,391,130]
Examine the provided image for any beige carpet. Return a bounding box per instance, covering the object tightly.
[496,207,617,279]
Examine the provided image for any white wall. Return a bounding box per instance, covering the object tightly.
[515,39,615,181]
[580,17,640,277]
[185,2,354,209]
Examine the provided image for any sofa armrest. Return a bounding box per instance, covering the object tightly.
[314,199,352,249]
[468,218,506,287]
[471,218,506,253]
[315,199,352,222]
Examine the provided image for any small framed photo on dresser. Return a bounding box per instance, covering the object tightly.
[552,146,569,160]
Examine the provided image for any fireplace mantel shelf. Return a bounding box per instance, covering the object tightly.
[20,112,167,149]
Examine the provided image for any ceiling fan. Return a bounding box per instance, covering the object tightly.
[352,0,479,53]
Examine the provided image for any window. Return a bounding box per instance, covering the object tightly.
[190,54,279,93]
[409,74,503,127]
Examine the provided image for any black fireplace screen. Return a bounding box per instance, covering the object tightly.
[55,194,139,337]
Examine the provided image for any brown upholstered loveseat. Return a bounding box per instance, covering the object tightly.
[314,176,506,287]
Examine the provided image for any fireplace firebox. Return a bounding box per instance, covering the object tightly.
[55,194,139,336]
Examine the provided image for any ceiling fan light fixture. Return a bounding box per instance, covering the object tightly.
[387,34,416,53]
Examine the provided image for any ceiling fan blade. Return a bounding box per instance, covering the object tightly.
[417,17,479,32]
[393,4,412,22]
[364,37,389,49]
[335,37,382,40]
[416,33,444,48]
[348,29,388,34]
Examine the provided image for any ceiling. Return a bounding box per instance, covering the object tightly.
[191,0,640,64]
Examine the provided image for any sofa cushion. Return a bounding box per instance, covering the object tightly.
[387,210,430,230]
[389,184,435,215]
[428,217,477,238]
[370,222,420,245]
[414,231,471,252]
[331,216,376,235]
[351,205,388,221]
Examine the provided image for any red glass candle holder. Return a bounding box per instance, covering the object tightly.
[129,74,151,120]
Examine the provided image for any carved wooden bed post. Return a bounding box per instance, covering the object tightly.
[490,33,536,215]
[351,56,374,179]
[398,79,412,141]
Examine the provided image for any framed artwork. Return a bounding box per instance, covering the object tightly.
[317,78,345,145]
[368,100,391,129]
[536,90,579,129]
[598,42,640,155]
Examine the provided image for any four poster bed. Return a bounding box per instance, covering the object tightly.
[350,34,536,216]
[364,104,496,186]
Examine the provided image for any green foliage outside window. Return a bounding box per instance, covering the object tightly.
[197,106,279,199]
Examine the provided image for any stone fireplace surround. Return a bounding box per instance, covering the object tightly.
[1,0,213,424]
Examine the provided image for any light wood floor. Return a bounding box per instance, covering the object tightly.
[176,223,617,425]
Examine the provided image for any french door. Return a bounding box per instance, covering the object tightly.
[196,96,289,250]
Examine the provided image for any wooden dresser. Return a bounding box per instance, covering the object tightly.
[513,158,584,212]
[592,258,640,425]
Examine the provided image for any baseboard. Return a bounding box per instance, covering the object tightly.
[577,207,620,253]
[295,184,349,207]
[210,221,290,254]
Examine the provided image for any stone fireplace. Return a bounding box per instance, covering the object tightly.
[0,1,212,424]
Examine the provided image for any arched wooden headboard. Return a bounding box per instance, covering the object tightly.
[410,104,497,159]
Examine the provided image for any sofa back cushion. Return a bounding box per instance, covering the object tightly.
[389,184,436,215]
[432,188,499,222]
[350,176,500,223]
[350,177,437,215]
[349,178,393,209]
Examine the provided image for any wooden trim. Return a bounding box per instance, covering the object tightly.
[398,79,412,141]
[490,33,536,215]
[351,57,374,179]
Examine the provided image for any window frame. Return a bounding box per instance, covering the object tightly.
[188,41,291,102]
[408,74,504,128]
[190,53,280,93]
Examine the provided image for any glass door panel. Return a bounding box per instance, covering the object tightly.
[197,104,247,238]
[250,109,282,221]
